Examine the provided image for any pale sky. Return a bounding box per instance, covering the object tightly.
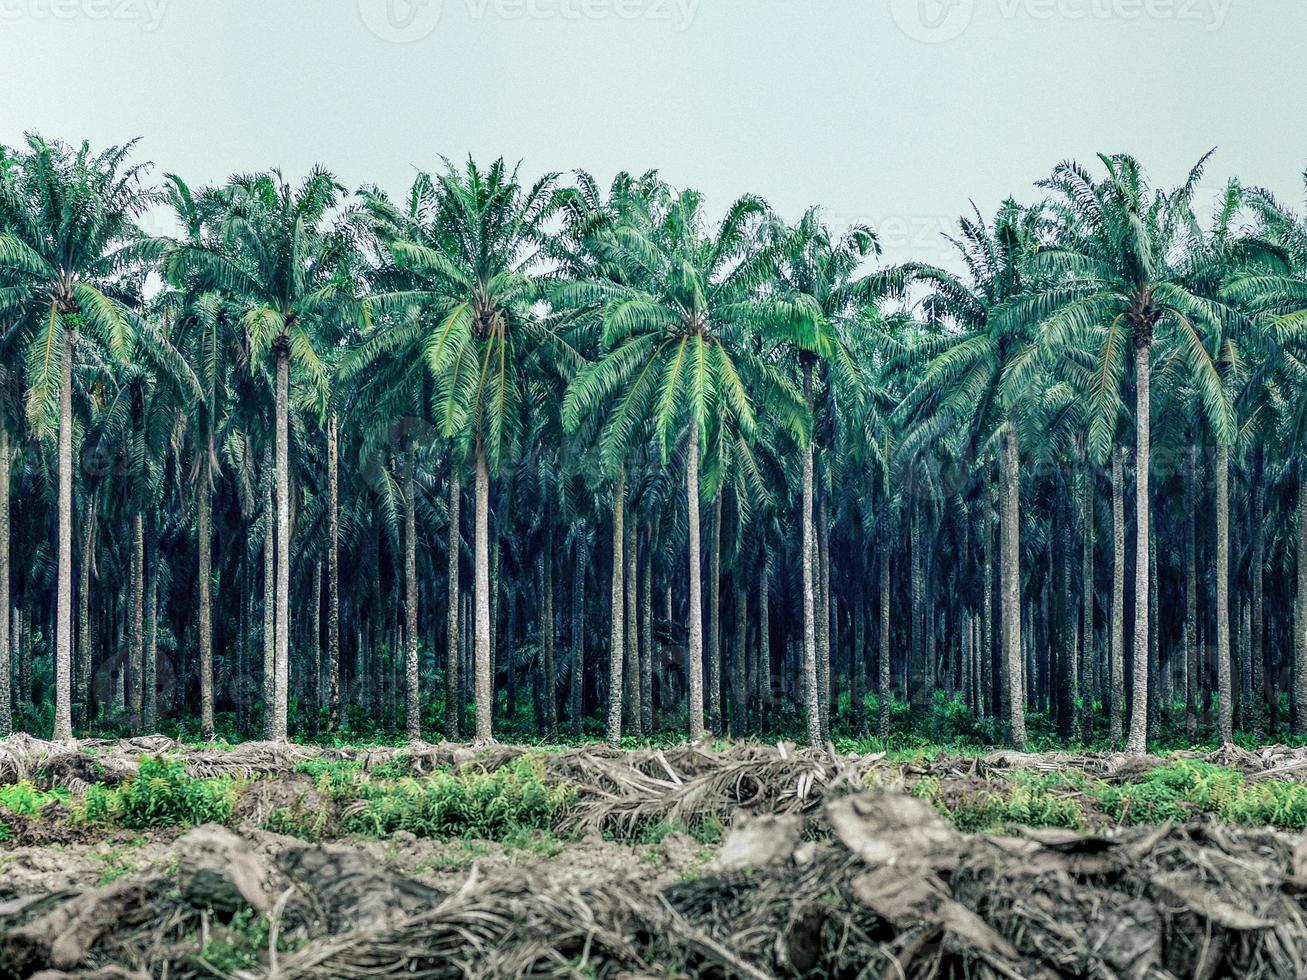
[2,0,1305,269]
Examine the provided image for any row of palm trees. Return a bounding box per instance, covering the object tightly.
[0,135,1305,751]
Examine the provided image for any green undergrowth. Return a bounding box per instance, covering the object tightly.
[911,760,1307,833]
[0,781,69,841]
[77,756,240,829]
[0,753,576,845]
[266,754,575,842]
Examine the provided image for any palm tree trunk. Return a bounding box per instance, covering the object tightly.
[1295,466,1307,735]
[625,515,640,734]
[1001,421,1026,748]
[462,594,471,708]
[543,537,558,740]
[53,325,74,742]
[818,491,833,739]
[732,574,747,736]
[446,474,461,740]
[1252,449,1266,740]
[1216,442,1232,743]
[758,546,771,717]
[800,363,821,747]
[1186,447,1200,739]
[1148,527,1159,738]
[1081,459,1094,742]
[984,487,995,719]
[0,424,9,737]
[272,346,291,742]
[327,414,341,729]
[853,572,866,735]
[910,505,926,719]
[31,609,45,717]
[606,468,625,745]
[879,549,891,739]
[1239,598,1251,732]
[263,470,275,739]
[144,545,157,731]
[1125,343,1151,754]
[708,491,722,734]
[78,496,95,728]
[198,475,215,740]
[1111,447,1126,743]
[474,442,493,742]
[24,606,35,714]
[640,527,653,735]
[308,559,320,731]
[686,420,705,740]
[130,513,144,732]
[570,528,585,735]
[503,592,517,723]
[405,443,420,742]
[490,531,500,711]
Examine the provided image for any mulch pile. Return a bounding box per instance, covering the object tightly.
[257,791,1307,979]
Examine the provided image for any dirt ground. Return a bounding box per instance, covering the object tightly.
[6,736,1307,978]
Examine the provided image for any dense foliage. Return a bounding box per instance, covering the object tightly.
[1,136,1306,752]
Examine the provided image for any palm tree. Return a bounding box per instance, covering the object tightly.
[159,174,243,740]
[559,179,804,739]
[0,266,27,737]
[1179,179,1286,744]
[892,201,1048,747]
[360,160,568,743]
[0,136,161,741]
[1018,153,1236,753]
[168,166,353,741]
[767,208,879,745]
[1222,172,1307,734]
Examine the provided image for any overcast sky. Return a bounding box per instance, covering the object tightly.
[3,0,1305,269]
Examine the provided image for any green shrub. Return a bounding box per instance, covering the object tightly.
[0,780,64,817]
[1091,762,1205,825]
[339,755,573,840]
[74,756,237,829]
